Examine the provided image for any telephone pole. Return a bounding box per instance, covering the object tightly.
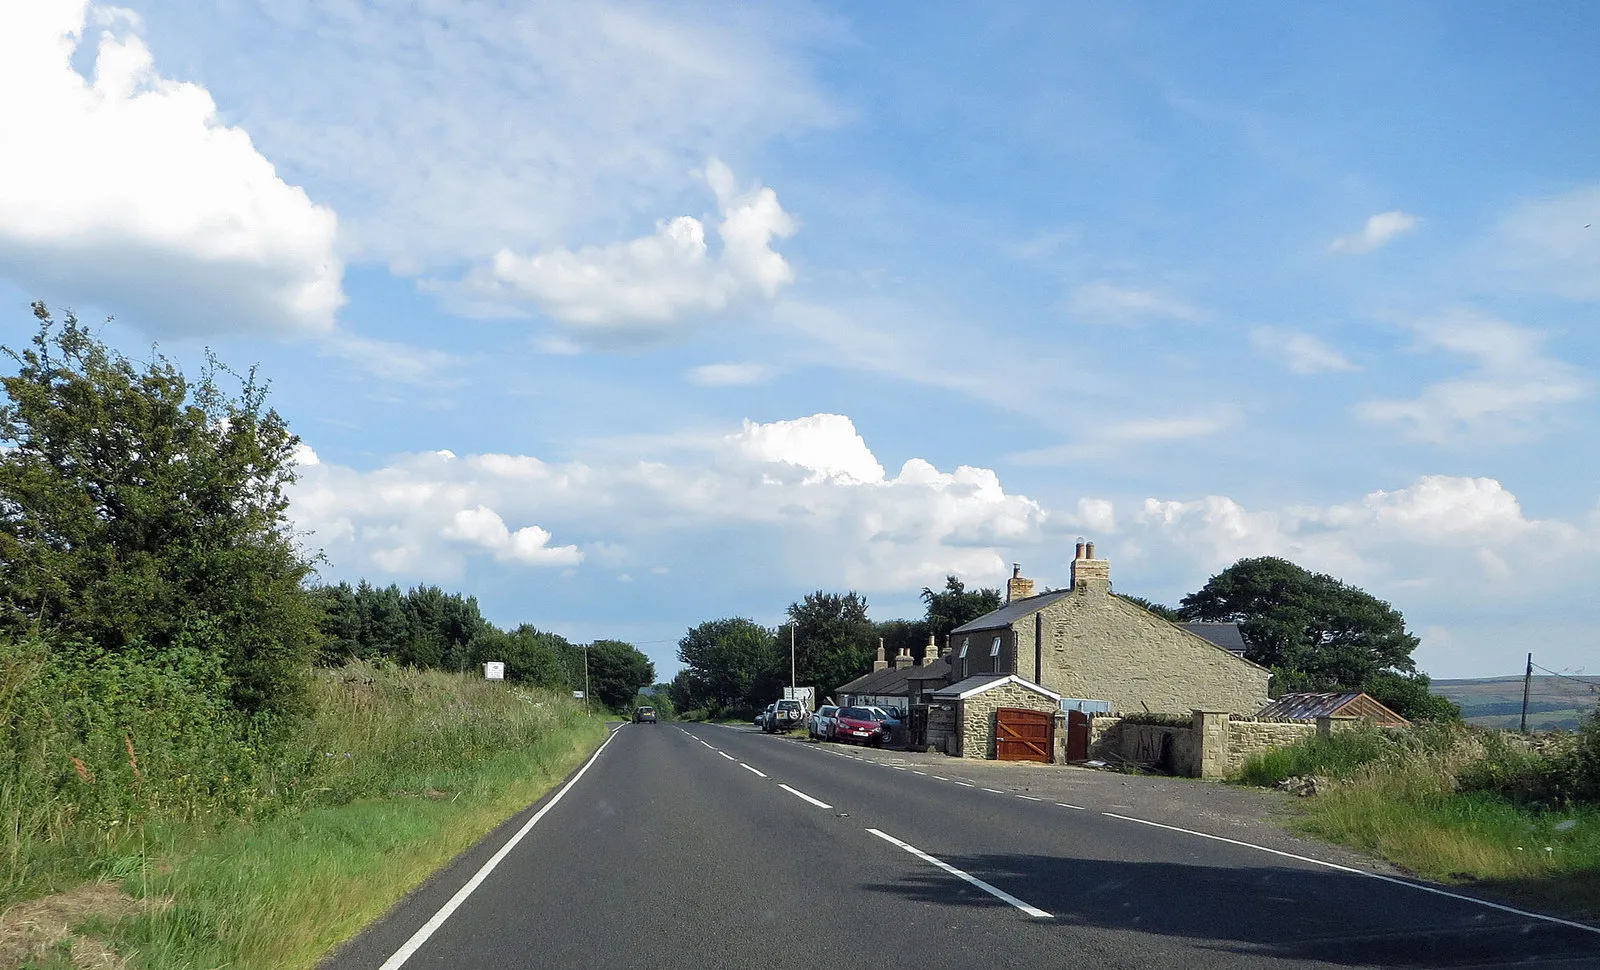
[790,622,797,690]
[1519,652,1533,734]
[584,642,591,718]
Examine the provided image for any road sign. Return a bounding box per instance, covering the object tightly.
[483,662,505,681]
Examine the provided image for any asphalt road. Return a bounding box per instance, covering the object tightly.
[326,721,1600,970]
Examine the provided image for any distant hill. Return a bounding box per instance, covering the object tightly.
[1433,675,1599,731]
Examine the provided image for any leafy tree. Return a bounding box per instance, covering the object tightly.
[0,306,320,720]
[921,576,1002,641]
[1178,557,1421,694]
[583,639,655,712]
[676,618,777,711]
[785,590,876,700]
[1117,594,1181,622]
[1364,670,1462,722]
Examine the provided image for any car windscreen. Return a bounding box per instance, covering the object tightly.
[818,706,837,716]
[637,707,654,714]
[840,707,873,720]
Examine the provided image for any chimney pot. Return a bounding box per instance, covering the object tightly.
[1075,540,1086,560]
[1085,541,1096,559]
[873,637,888,672]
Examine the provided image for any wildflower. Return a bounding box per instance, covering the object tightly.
[70,757,95,783]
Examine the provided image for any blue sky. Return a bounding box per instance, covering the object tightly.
[3,0,1597,681]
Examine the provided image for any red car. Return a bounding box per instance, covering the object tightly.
[832,706,885,747]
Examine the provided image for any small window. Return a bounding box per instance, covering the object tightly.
[990,636,1002,657]
[958,638,969,658]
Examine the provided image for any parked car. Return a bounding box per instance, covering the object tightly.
[632,705,657,723]
[867,705,903,741]
[832,706,886,747]
[756,703,774,728]
[762,698,806,733]
[809,704,840,740]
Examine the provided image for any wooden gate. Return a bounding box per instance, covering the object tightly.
[1066,709,1090,761]
[995,707,1053,763]
[907,705,929,752]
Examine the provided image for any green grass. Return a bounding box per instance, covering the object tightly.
[111,719,605,970]
[0,660,607,969]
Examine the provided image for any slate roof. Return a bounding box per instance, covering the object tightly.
[835,662,918,697]
[1255,691,1408,726]
[1179,621,1248,657]
[949,588,1074,635]
[930,673,1063,702]
[907,656,950,681]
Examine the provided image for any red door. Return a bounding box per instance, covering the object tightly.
[995,707,1053,763]
[1066,710,1090,761]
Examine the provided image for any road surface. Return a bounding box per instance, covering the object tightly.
[326,722,1600,969]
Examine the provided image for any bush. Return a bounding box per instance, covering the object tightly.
[1459,705,1600,809]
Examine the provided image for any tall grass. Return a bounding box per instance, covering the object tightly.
[2,645,606,967]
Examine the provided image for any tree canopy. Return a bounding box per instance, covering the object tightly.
[784,590,876,700]
[1178,556,1451,719]
[0,305,320,720]
[921,576,1002,640]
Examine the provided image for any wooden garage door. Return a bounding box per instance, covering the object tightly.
[995,707,1052,763]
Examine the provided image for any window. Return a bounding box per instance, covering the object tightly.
[958,638,969,658]
[990,636,1002,657]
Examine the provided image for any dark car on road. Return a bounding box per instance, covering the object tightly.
[633,706,657,723]
[832,706,885,747]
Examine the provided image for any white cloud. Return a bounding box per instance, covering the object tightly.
[686,362,774,386]
[1009,410,1237,466]
[321,333,460,386]
[156,2,837,270]
[1356,312,1589,444]
[451,159,796,335]
[290,412,1048,590]
[1065,282,1206,323]
[0,0,343,336]
[1251,327,1357,374]
[1328,210,1419,254]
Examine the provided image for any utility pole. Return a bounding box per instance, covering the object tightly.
[790,622,797,691]
[1519,652,1533,734]
[584,642,591,718]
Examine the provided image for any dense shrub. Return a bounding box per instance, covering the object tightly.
[1459,706,1600,809]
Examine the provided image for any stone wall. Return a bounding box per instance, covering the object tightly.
[1032,583,1270,714]
[956,681,1059,760]
[1224,718,1319,775]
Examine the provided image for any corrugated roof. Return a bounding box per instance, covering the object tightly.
[1254,691,1408,725]
[950,588,1074,635]
[1180,622,1248,657]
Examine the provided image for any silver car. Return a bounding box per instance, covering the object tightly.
[809,704,840,740]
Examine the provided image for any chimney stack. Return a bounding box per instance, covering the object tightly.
[873,638,889,672]
[921,633,937,666]
[894,644,913,670]
[1007,563,1035,603]
[1070,539,1111,592]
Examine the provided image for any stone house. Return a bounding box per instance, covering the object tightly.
[926,673,1061,760]
[946,544,1270,717]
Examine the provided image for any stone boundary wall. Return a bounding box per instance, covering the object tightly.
[1071,711,1365,778]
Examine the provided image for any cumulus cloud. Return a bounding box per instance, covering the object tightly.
[0,0,343,335]
[1356,312,1589,444]
[452,159,796,335]
[686,362,774,386]
[1065,282,1207,323]
[1327,210,1418,254]
[1251,327,1357,374]
[290,412,1048,589]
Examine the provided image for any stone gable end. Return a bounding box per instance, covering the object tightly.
[1027,587,1270,714]
[958,681,1058,759]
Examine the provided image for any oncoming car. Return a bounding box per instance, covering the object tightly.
[632,705,658,724]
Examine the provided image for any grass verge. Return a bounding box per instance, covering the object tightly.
[111,717,606,970]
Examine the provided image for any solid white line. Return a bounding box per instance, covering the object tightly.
[740,763,767,778]
[1016,794,1041,801]
[867,829,1052,919]
[982,788,1005,794]
[1101,813,1600,937]
[779,784,833,809]
[1056,803,1086,811]
[377,727,623,970]
[718,751,736,761]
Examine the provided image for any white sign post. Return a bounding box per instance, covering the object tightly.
[483,661,505,681]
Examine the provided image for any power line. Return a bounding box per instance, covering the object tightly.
[1530,662,1600,693]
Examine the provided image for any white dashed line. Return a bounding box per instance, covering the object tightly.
[932,775,949,781]
[718,752,736,761]
[867,829,1052,919]
[698,740,714,749]
[1016,794,1041,801]
[1101,813,1600,937]
[740,763,767,778]
[912,770,926,775]
[955,782,975,788]
[982,788,1005,794]
[780,784,833,809]
[1056,803,1086,811]
[892,766,906,771]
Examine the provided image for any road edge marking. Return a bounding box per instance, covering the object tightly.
[1101,812,1600,937]
[867,828,1052,919]
[377,725,624,970]
[779,784,833,809]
